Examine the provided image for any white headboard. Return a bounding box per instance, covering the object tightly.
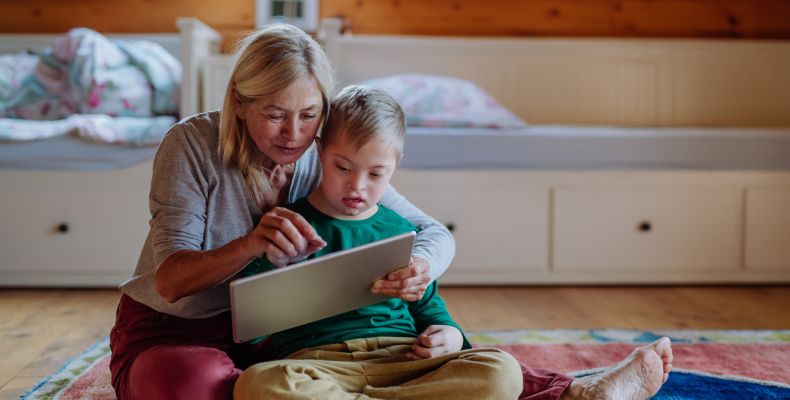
[60,17,781,127]
[175,18,224,119]
[318,18,790,128]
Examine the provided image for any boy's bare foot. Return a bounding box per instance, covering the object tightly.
[560,337,673,400]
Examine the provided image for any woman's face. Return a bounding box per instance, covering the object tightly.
[236,76,324,167]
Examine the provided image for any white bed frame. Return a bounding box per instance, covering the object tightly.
[316,20,790,285]
[0,19,223,287]
[312,20,790,285]
[2,18,789,287]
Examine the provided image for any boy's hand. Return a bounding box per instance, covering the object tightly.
[407,325,463,360]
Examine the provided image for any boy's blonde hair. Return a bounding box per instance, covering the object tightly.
[219,24,335,206]
[319,85,406,161]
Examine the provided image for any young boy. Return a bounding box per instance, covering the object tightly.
[235,86,522,400]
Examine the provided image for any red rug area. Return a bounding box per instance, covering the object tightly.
[498,342,790,385]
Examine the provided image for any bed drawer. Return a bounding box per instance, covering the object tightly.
[0,188,150,277]
[395,188,549,273]
[553,189,742,271]
[745,188,790,270]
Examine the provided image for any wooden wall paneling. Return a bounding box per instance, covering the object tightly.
[320,0,616,36]
[0,0,254,33]
[615,1,790,38]
[2,0,789,48]
[320,0,790,38]
[0,0,255,52]
[214,28,255,52]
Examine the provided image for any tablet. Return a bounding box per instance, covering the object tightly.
[230,231,417,343]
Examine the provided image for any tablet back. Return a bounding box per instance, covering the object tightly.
[230,231,416,343]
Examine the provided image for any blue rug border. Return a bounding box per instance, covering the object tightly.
[21,336,111,400]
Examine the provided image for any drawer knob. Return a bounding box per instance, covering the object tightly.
[638,221,652,232]
[444,223,455,233]
[58,223,69,234]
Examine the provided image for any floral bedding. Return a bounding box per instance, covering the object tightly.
[358,74,527,129]
[0,28,180,146]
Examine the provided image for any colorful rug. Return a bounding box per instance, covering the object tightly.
[22,330,790,400]
[473,329,790,399]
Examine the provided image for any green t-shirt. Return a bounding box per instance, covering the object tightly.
[243,197,471,359]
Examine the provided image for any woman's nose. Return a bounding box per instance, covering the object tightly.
[281,116,300,140]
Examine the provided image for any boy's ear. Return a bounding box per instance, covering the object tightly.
[398,152,404,166]
[315,137,323,163]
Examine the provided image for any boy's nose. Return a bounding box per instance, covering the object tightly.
[348,174,365,191]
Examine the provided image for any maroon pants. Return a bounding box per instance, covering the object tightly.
[110,296,573,400]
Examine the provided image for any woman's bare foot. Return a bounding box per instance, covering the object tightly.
[560,337,673,400]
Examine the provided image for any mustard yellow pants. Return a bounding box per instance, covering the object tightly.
[234,337,522,400]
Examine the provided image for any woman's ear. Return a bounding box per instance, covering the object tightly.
[231,86,246,120]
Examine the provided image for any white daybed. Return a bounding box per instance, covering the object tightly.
[308,19,790,285]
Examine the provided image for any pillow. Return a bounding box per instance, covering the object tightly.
[357,74,527,129]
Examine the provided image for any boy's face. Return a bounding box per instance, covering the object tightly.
[317,133,400,218]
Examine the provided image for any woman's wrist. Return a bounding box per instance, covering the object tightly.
[237,234,260,260]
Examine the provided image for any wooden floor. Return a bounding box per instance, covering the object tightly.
[1,286,789,398]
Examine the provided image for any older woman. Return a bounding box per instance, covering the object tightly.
[109,24,671,400]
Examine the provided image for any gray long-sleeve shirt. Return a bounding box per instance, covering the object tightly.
[119,111,455,319]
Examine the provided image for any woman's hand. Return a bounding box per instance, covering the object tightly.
[407,325,463,360]
[371,256,431,301]
[243,207,326,267]
[157,208,326,304]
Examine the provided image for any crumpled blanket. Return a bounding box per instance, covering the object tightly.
[0,114,176,146]
[0,28,181,146]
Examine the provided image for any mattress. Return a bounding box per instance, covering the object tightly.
[400,126,790,170]
[0,135,158,170]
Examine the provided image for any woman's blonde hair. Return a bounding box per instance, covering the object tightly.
[219,24,335,206]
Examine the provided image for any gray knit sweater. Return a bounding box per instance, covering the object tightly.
[119,111,455,319]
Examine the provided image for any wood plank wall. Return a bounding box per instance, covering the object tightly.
[1,0,789,51]
[0,0,255,51]
[323,0,790,38]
